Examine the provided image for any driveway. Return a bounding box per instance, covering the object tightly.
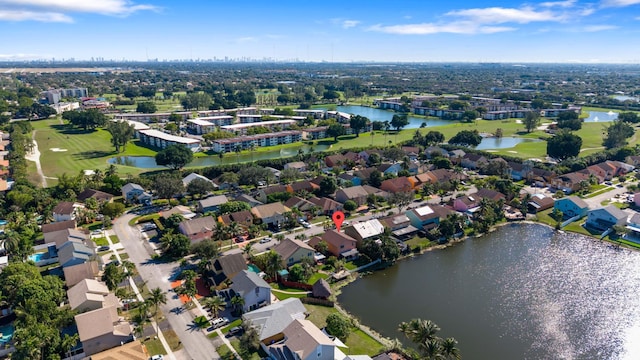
[113,214,220,360]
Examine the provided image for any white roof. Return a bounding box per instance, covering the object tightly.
[187,118,216,126]
[139,129,200,144]
[198,115,233,120]
[415,206,435,216]
[350,219,384,239]
[221,119,296,130]
[111,119,150,131]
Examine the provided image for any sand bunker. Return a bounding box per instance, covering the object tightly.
[50,148,68,152]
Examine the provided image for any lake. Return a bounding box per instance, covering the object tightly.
[108,143,330,168]
[476,136,540,150]
[338,224,640,360]
[333,105,454,129]
[584,111,618,122]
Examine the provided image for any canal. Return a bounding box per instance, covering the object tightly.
[338,223,640,360]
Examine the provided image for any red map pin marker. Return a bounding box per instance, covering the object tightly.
[332,211,345,232]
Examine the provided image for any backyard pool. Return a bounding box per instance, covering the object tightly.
[248,264,261,274]
[28,252,48,263]
[0,324,14,345]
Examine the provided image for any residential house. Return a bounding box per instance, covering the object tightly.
[88,340,147,360]
[178,216,216,244]
[290,180,319,194]
[586,205,628,232]
[324,154,349,169]
[634,193,640,207]
[449,149,466,164]
[44,228,90,247]
[121,183,152,205]
[626,213,640,239]
[344,219,385,243]
[230,270,271,312]
[453,188,505,213]
[235,194,263,207]
[379,213,419,240]
[353,167,377,185]
[314,230,358,259]
[42,219,76,234]
[284,196,316,214]
[308,197,342,216]
[257,185,293,203]
[284,161,307,172]
[362,185,389,200]
[461,153,488,169]
[337,172,361,186]
[197,195,229,214]
[74,305,133,356]
[402,146,420,161]
[242,298,307,343]
[507,162,533,181]
[53,201,81,222]
[378,163,403,177]
[380,176,415,194]
[161,205,196,220]
[273,238,315,267]
[77,189,114,203]
[530,168,555,187]
[626,155,640,167]
[554,196,589,219]
[551,172,590,194]
[63,261,100,287]
[425,146,449,159]
[406,205,453,232]
[335,186,369,206]
[182,172,214,188]
[67,279,118,313]
[58,240,95,268]
[207,253,247,288]
[268,319,336,360]
[251,202,291,229]
[218,210,255,228]
[527,194,555,213]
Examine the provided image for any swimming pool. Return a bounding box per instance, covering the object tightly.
[28,252,48,262]
[248,264,261,273]
[0,324,14,344]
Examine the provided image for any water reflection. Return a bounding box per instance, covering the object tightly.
[584,111,618,122]
[338,224,640,360]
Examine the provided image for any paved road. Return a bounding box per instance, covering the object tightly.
[113,214,220,360]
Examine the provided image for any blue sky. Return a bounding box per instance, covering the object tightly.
[1,0,640,63]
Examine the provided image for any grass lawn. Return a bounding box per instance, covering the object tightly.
[535,209,559,227]
[163,329,183,351]
[304,304,338,329]
[405,236,436,249]
[93,235,120,246]
[563,221,599,237]
[229,339,261,360]
[143,338,165,355]
[271,289,307,301]
[307,272,329,285]
[31,118,156,180]
[216,344,236,360]
[345,329,387,356]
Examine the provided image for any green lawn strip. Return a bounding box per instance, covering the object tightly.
[535,209,558,227]
[162,329,183,351]
[194,315,211,328]
[272,290,307,301]
[93,235,120,246]
[215,344,235,360]
[229,339,261,360]
[615,239,640,250]
[563,221,597,237]
[345,329,387,356]
[584,188,614,198]
[143,338,166,355]
[307,272,329,285]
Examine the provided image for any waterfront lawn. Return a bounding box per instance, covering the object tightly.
[307,272,329,285]
[346,329,387,356]
[31,118,155,180]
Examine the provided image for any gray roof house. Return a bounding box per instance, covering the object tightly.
[231,270,272,312]
[67,279,119,313]
[197,195,228,214]
[268,319,336,360]
[586,205,628,232]
[242,298,307,341]
[182,172,214,187]
[58,240,94,268]
[45,228,90,248]
[74,305,133,356]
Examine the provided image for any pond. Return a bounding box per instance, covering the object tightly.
[584,110,618,122]
[612,95,639,102]
[108,143,330,169]
[475,136,541,150]
[338,224,640,360]
[331,105,455,129]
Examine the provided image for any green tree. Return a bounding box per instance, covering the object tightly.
[231,295,245,314]
[137,101,157,113]
[398,318,460,360]
[152,174,184,201]
[218,201,251,215]
[155,144,194,170]
[160,232,191,258]
[62,108,107,130]
[101,202,125,218]
[147,287,167,323]
[425,131,445,145]
[556,111,582,131]
[343,200,357,212]
[203,296,227,318]
[349,115,370,137]
[369,170,383,187]
[102,262,125,291]
[319,177,337,197]
[547,130,582,160]
[327,123,346,141]
[186,178,215,198]
[326,313,352,342]
[390,113,409,131]
[523,111,541,133]
[618,111,639,123]
[448,130,482,147]
[603,119,634,149]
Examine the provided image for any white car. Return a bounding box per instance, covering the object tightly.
[259,237,271,244]
[150,355,164,360]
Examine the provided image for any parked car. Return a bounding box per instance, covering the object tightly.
[302,223,311,229]
[259,237,271,244]
[226,326,244,338]
[150,355,164,360]
[211,317,229,329]
[97,246,110,252]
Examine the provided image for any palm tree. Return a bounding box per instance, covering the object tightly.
[203,295,227,318]
[231,295,245,315]
[243,243,254,259]
[441,337,461,360]
[121,260,135,291]
[265,251,283,279]
[227,222,243,240]
[147,287,167,325]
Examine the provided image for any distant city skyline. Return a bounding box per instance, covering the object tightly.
[2,0,640,63]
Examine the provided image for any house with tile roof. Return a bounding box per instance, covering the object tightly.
[335,186,369,206]
[313,230,358,258]
[63,261,100,287]
[77,189,114,203]
[251,202,291,229]
[267,319,336,360]
[178,216,216,243]
[68,279,119,313]
[308,197,343,215]
[273,238,315,267]
[380,176,415,193]
[74,305,133,356]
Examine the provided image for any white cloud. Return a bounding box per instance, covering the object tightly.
[601,0,640,6]
[368,21,515,35]
[445,6,564,24]
[342,20,360,29]
[0,53,47,59]
[0,9,72,22]
[235,37,257,43]
[540,0,577,7]
[0,0,157,22]
[583,24,618,31]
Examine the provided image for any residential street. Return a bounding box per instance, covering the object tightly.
[113,214,219,360]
